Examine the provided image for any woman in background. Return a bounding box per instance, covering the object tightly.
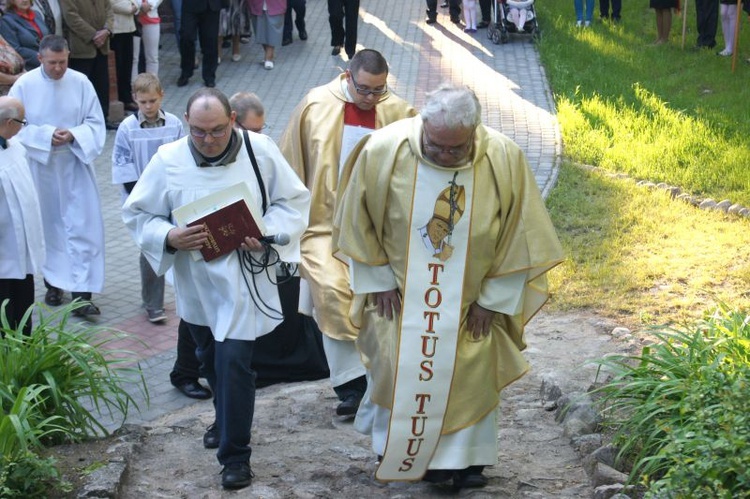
[133,0,162,81]
[248,0,286,70]
[651,0,679,45]
[0,0,49,69]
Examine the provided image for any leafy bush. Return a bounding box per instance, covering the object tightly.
[0,301,148,443]
[592,305,750,498]
[0,451,71,498]
[0,300,149,497]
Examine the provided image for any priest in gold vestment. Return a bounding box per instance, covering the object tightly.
[333,84,564,489]
[279,49,416,417]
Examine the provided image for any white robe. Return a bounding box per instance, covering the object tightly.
[111,112,184,204]
[0,140,45,279]
[9,67,106,293]
[122,132,310,342]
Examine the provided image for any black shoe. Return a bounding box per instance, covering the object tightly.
[177,75,189,87]
[175,380,212,400]
[221,462,253,489]
[441,1,448,7]
[336,394,361,416]
[105,120,120,131]
[282,37,292,46]
[222,39,231,48]
[450,16,462,24]
[346,49,355,59]
[422,469,453,483]
[299,29,307,40]
[204,80,216,88]
[331,45,341,55]
[44,286,63,306]
[453,466,488,489]
[477,20,489,29]
[72,302,101,317]
[426,11,437,24]
[203,423,219,449]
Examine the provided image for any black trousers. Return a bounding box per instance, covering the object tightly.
[180,4,220,84]
[0,275,34,336]
[69,53,109,120]
[479,0,491,22]
[327,0,359,58]
[695,0,718,47]
[170,318,202,386]
[110,31,135,105]
[283,0,307,39]
[599,0,621,19]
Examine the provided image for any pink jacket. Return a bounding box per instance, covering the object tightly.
[247,0,286,17]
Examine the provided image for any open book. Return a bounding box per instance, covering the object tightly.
[172,182,267,262]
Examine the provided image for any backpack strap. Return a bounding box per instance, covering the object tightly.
[242,130,267,214]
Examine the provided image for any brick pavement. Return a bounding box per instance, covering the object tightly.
[33,0,560,430]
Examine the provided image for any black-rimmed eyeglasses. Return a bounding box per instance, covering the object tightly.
[350,74,388,96]
[11,118,27,126]
[422,128,474,158]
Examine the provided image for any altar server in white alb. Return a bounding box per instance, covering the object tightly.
[0,96,45,335]
[8,34,106,317]
[122,88,310,490]
[334,84,564,490]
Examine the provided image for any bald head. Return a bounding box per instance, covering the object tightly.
[0,96,25,140]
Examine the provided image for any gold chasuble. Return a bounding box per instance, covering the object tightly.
[333,117,564,479]
[279,75,416,341]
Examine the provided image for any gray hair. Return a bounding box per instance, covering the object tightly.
[229,92,264,122]
[39,34,68,53]
[421,84,481,129]
[0,98,21,121]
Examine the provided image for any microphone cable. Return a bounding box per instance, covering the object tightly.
[237,244,285,320]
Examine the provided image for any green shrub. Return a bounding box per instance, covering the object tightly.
[0,450,71,498]
[592,305,750,497]
[0,301,148,444]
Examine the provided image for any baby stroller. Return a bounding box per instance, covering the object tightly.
[488,0,540,44]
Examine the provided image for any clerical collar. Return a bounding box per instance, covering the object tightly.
[188,129,242,167]
[0,136,7,149]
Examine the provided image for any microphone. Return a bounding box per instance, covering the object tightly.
[259,233,290,246]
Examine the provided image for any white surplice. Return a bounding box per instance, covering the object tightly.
[122,132,310,342]
[0,139,45,279]
[9,67,106,293]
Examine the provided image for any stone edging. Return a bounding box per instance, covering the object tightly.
[573,162,750,219]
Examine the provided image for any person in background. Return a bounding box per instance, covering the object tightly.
[281,0,305,46]
[123,87,309,490]
[229,91,265,132]
[279,49,416,418]
[333,83,564,491]
[60,0,116,129]
[9,35,106,318]
[574,0,594,27]
[695,0,719,48]
[651,0,678,45]
[248,0,285,70]
[717,0,738,56]
[32,0,62,36]
[462,0,477,32]
[176,0,221,87]
[111,0,140,113]
[217,0,250,63]
[599,0,621,21]
[132,0,162,82]
[327,0,357,58]
[112,72,183,323]
[0,34,26,94]
[0,0,50,70]
[0,96,44,336]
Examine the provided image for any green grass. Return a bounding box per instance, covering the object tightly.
[534,1,750,324]
[537,1,750,203]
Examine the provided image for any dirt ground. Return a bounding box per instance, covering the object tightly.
[49,310,638,498]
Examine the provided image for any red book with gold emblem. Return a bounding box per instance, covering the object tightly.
[186,199,263,262]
